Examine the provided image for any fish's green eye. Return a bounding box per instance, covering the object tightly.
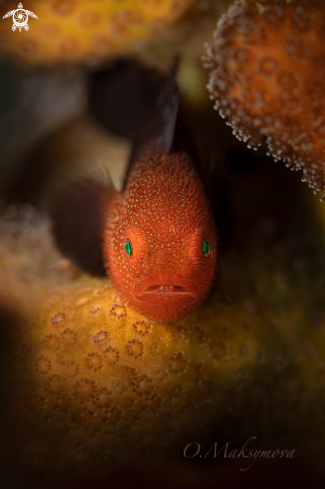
[202,239,210,257]
[125,240,132,257]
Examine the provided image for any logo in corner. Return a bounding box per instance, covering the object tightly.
[3,3,38,32]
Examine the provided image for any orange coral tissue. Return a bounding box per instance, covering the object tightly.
[203,0,325,198]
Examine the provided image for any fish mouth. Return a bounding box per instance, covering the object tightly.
[136,285,196,304]
[141,285,190,294]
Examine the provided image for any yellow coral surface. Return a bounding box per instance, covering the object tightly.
[0,0,194,66]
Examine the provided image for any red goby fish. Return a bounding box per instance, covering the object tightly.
[50,61,217,323]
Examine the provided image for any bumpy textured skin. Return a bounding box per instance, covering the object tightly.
[103,140,217,323]
[204,0,325,197]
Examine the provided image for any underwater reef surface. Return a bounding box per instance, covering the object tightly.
[0,0,325,486]
[1,147,325,483]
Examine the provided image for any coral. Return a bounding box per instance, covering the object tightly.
[2,164,325,479]
[6,271,260,475]
[204,0,325,197]
[0,204,77,318]
[0,0,194,66]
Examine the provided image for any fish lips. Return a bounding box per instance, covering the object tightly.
[135,283,197,303]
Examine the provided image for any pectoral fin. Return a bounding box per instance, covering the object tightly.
[49,172,117,277]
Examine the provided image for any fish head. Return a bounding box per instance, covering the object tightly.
[104,153,217,323]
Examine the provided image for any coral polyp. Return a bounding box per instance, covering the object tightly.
[204,0,325,197]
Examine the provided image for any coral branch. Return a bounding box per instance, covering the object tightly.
[204,0,325,197]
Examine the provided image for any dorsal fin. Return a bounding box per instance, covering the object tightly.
[157,56,180,153]
[88,59,180,188]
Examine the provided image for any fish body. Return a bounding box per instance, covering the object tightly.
[50,61,217,322]
[103,138,217,323]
